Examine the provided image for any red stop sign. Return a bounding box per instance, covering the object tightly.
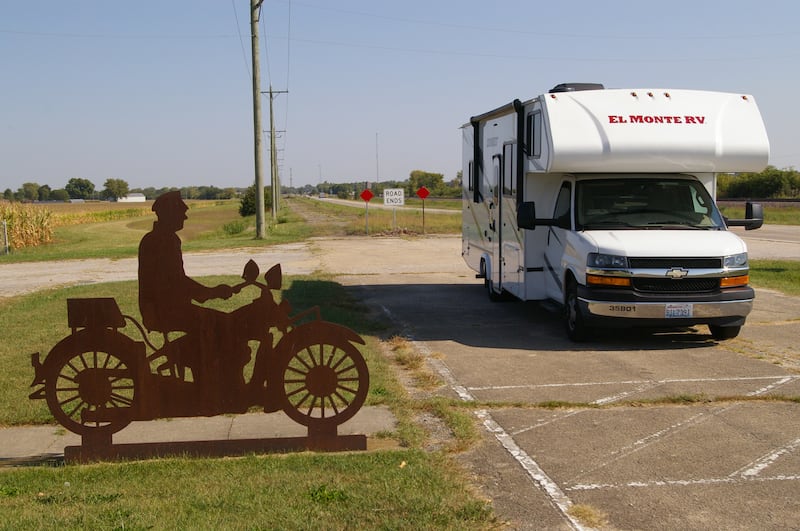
[360,189,374,202]
[416,186,430,199]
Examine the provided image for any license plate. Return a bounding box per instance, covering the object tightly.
[665,303,693,318]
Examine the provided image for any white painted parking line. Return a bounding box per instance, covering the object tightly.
[380,304,588,531]
[566,474,800,491]
[729,437,800,478]
[564,411,711,485]
[468,375,799,394]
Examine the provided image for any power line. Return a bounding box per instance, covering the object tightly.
[277,1,800,41]
[260,6,272,86]
[283,0,292,136]
[230,0,251,79]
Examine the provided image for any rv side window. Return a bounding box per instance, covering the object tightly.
[552,182,572,228]
[526,111,542,158]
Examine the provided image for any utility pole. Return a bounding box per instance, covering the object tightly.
[250,0,265,238]
[266,85,288,221]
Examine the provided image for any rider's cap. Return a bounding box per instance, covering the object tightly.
[152,191,187,214]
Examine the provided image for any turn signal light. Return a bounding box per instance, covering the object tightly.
[721,275,749,288]
[587,274,631,287]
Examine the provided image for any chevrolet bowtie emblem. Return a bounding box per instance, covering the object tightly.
[665,267,689,279]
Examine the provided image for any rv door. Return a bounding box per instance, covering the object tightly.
[545,181,572,301]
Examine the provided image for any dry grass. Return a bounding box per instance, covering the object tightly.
[568,503,610,528]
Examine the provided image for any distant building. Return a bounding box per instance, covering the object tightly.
[118,193,146,203]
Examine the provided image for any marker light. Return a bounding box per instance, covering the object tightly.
[721,275,749,288]
[587,274,631,287]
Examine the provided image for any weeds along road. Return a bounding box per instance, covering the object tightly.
[2,228,800,529]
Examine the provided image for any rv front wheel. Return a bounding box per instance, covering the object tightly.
[565,280,590,342]
[709,324,741,340]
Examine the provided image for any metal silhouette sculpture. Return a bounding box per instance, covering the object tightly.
[29,191,369,462]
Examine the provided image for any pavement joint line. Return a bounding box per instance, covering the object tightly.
[566,474,800,492]
[378,303,589,531]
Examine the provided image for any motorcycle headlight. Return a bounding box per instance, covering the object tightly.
[587,253,628,269]
[723,252,748,268]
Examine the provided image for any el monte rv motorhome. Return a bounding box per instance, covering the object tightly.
[461,83,769,341]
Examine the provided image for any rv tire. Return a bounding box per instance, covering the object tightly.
[709,324,741,340]
[565,279,591,342]
[481,259,504,302]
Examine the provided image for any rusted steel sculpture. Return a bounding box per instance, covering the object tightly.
[29,191,369,462]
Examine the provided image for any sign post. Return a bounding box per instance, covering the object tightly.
[2,220,8,255]
[416,186,430,234]
[360,189,374,234]
[383,188,405,231]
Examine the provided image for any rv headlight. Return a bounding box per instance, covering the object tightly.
[723,252,748,268]
[587,253,628,269]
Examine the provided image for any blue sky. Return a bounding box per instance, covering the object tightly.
[2,0,798,192]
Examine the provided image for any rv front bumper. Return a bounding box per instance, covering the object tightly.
[578,285,754,328]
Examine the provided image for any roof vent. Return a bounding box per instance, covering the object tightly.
[549,83,605,93]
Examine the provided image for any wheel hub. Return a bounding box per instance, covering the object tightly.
[305,366,338,397]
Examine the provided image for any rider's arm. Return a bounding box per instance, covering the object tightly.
[187,278,233,303]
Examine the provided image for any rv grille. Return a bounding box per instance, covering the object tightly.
[629,257,722,268]
[632,278,720,293]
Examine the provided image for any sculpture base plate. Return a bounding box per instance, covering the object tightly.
[64,434,367,464]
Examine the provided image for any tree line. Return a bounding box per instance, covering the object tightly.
[2,170,461,205]
[718,166,800,199]
[7,166,794,206]
[2,178,238,202]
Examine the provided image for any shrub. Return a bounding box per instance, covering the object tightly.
[239,185,273,217]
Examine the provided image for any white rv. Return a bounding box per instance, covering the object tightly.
[461,83,769,341]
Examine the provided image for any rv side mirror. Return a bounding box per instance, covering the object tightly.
[745,202,764,230]
[725,201,763,231]
[517,202,537,230]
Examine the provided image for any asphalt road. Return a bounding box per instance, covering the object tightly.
[2,227,799,529]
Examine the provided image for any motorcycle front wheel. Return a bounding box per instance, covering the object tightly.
[276,326,369,429]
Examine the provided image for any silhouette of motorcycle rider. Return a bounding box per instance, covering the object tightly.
[138,191,282,413]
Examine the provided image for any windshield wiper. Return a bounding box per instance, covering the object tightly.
[580,220,636,229]
[643,221,709,230]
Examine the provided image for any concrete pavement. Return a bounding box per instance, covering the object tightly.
[0,406,397,466]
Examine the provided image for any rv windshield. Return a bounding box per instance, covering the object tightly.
[576,178,726,230]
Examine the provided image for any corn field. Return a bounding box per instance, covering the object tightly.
[0,202,54,250]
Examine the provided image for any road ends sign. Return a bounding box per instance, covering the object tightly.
[383,188,405,206]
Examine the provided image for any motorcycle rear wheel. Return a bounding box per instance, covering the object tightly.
[43,330,139,438]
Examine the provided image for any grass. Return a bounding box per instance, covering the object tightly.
[293,196,462,235]
[0,273,498,529]
[750,260,800,296]
[0,451,494,529]
[718,204,800,225]
[0,200,314,263]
